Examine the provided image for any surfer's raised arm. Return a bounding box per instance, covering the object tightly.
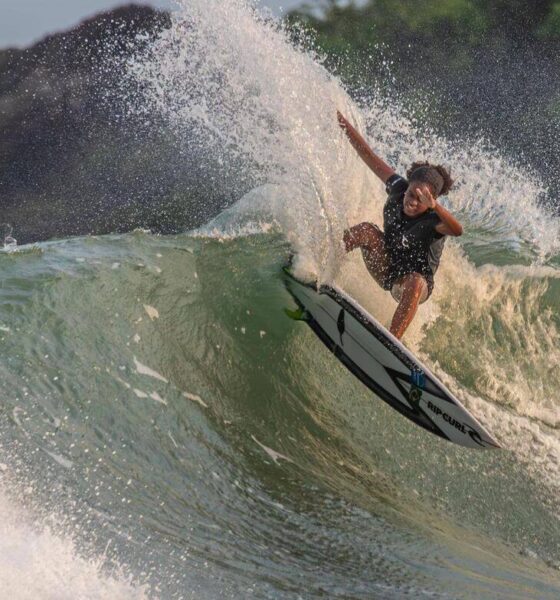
[417,187,463,237]
[337,111,394,183]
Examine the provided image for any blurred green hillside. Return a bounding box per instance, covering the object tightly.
[288,0,560,196]
[289,0,560,73]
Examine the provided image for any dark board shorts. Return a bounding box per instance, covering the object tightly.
[368,224,435,302]
[383,268,434,303]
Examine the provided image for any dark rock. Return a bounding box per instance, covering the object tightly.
[0,5,232,245]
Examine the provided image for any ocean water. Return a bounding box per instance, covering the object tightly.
[1,0,560,598]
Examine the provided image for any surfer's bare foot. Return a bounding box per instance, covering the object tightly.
[337,110,349,130]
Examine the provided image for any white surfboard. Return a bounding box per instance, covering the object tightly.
[284,267,500,449]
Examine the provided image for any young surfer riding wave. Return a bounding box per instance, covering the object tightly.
[337,111,463,340]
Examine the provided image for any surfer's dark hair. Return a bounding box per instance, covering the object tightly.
[406,161,454,197]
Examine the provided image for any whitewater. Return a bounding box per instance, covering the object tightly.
[1,0,559,598]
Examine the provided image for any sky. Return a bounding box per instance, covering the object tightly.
[0,0,310,48]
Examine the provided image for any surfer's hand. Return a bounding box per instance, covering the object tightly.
[337,110,349,130]
[417,187,436,209]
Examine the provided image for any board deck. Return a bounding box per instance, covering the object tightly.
[283,267,500,449]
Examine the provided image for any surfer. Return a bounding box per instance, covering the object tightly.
[337,111,463,340]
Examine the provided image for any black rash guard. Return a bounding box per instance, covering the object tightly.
[382,174,446,294]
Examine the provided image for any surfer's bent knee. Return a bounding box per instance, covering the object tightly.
[344,221,389,290]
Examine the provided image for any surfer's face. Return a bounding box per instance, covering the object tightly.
[403,182,431,217]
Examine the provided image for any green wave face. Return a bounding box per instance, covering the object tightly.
[1,231,559,599]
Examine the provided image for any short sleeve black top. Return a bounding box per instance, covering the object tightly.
[383,174,446,282]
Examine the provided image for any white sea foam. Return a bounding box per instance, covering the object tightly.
[143,305,160,320]
[149,391,168,406]
[251,435,294,465]
[0,485,149,599]
[133,357,168,383]
[183,391,208,408]
[130,0,362,280]
[42,449,74,470]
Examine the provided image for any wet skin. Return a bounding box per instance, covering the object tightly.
[403,182,437,217]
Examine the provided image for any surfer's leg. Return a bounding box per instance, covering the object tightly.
[343,222,389,287]
[389,273,428,339]
[344,222,384,252]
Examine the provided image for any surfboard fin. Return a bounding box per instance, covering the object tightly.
[284,306,308,321]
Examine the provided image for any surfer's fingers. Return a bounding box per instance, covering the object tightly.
[418,186,435,207]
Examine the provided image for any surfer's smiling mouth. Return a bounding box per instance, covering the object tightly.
[403,183,433,216]
[403,196,422,216]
